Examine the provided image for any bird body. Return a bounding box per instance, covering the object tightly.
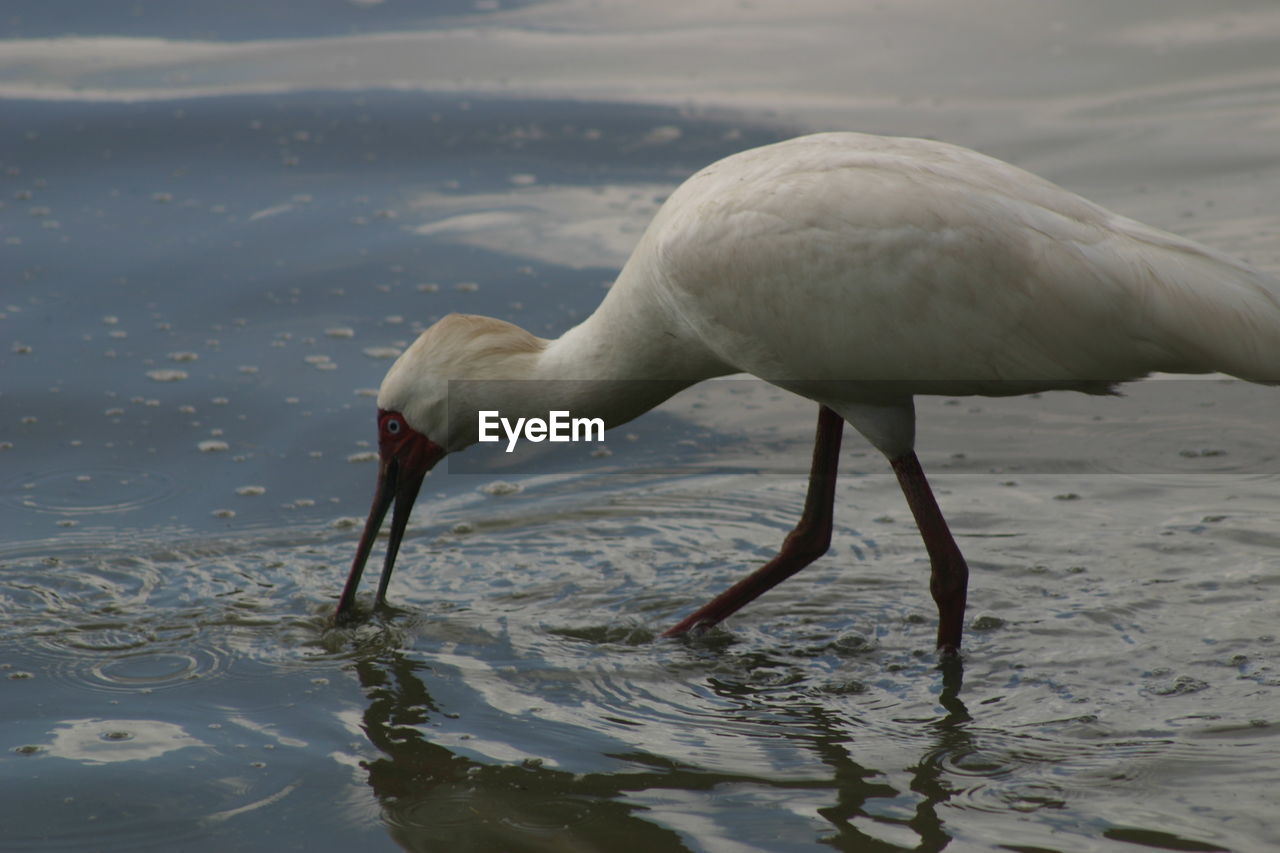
[342,131,1280,652]
[633,132,1280,392]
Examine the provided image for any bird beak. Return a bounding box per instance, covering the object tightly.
[335,433,444,620]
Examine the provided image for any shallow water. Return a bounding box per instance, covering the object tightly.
[3,2,1280,851]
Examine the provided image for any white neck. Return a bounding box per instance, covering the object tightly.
[451,259,734,446]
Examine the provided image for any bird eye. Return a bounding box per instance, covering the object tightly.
[386,417,401,435]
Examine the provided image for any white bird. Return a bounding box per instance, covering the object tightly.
[335,132,1280,655]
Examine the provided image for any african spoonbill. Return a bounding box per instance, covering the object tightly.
[336,132,1280,655]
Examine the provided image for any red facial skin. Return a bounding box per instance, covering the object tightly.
[334,409,445,619]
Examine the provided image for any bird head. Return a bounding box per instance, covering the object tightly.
[334,314,546,619]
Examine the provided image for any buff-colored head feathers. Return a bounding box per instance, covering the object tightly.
[377,314,547,450]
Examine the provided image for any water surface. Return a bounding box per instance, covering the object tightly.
[3,2,1279,850]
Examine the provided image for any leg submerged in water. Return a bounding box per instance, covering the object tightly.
[661,406,970,654]
[890,452,970,655]
[662,405,845,637]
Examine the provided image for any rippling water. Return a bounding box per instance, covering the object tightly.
[4,1,1280,850]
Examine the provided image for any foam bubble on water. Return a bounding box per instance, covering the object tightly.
[46,718,207,764]
[305,354,337,371]
[146,369,188,382]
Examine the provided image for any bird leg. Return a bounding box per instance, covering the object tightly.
[889,452,969,656]
[661,405,844,637]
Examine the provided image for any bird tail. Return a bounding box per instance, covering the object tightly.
[1112,219,1280,385]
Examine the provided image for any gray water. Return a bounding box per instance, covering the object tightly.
[3,2,1279,850]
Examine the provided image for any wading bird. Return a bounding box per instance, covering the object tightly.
[335,132,1279,655]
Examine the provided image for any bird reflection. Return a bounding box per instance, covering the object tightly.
[353,653,686,851]
[352,651,967,851]
[823,657,969,851]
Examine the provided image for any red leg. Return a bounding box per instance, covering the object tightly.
[890,452,969,655]
[662,406,844,637]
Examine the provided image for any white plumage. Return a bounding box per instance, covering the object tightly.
[340,132,1280,654]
